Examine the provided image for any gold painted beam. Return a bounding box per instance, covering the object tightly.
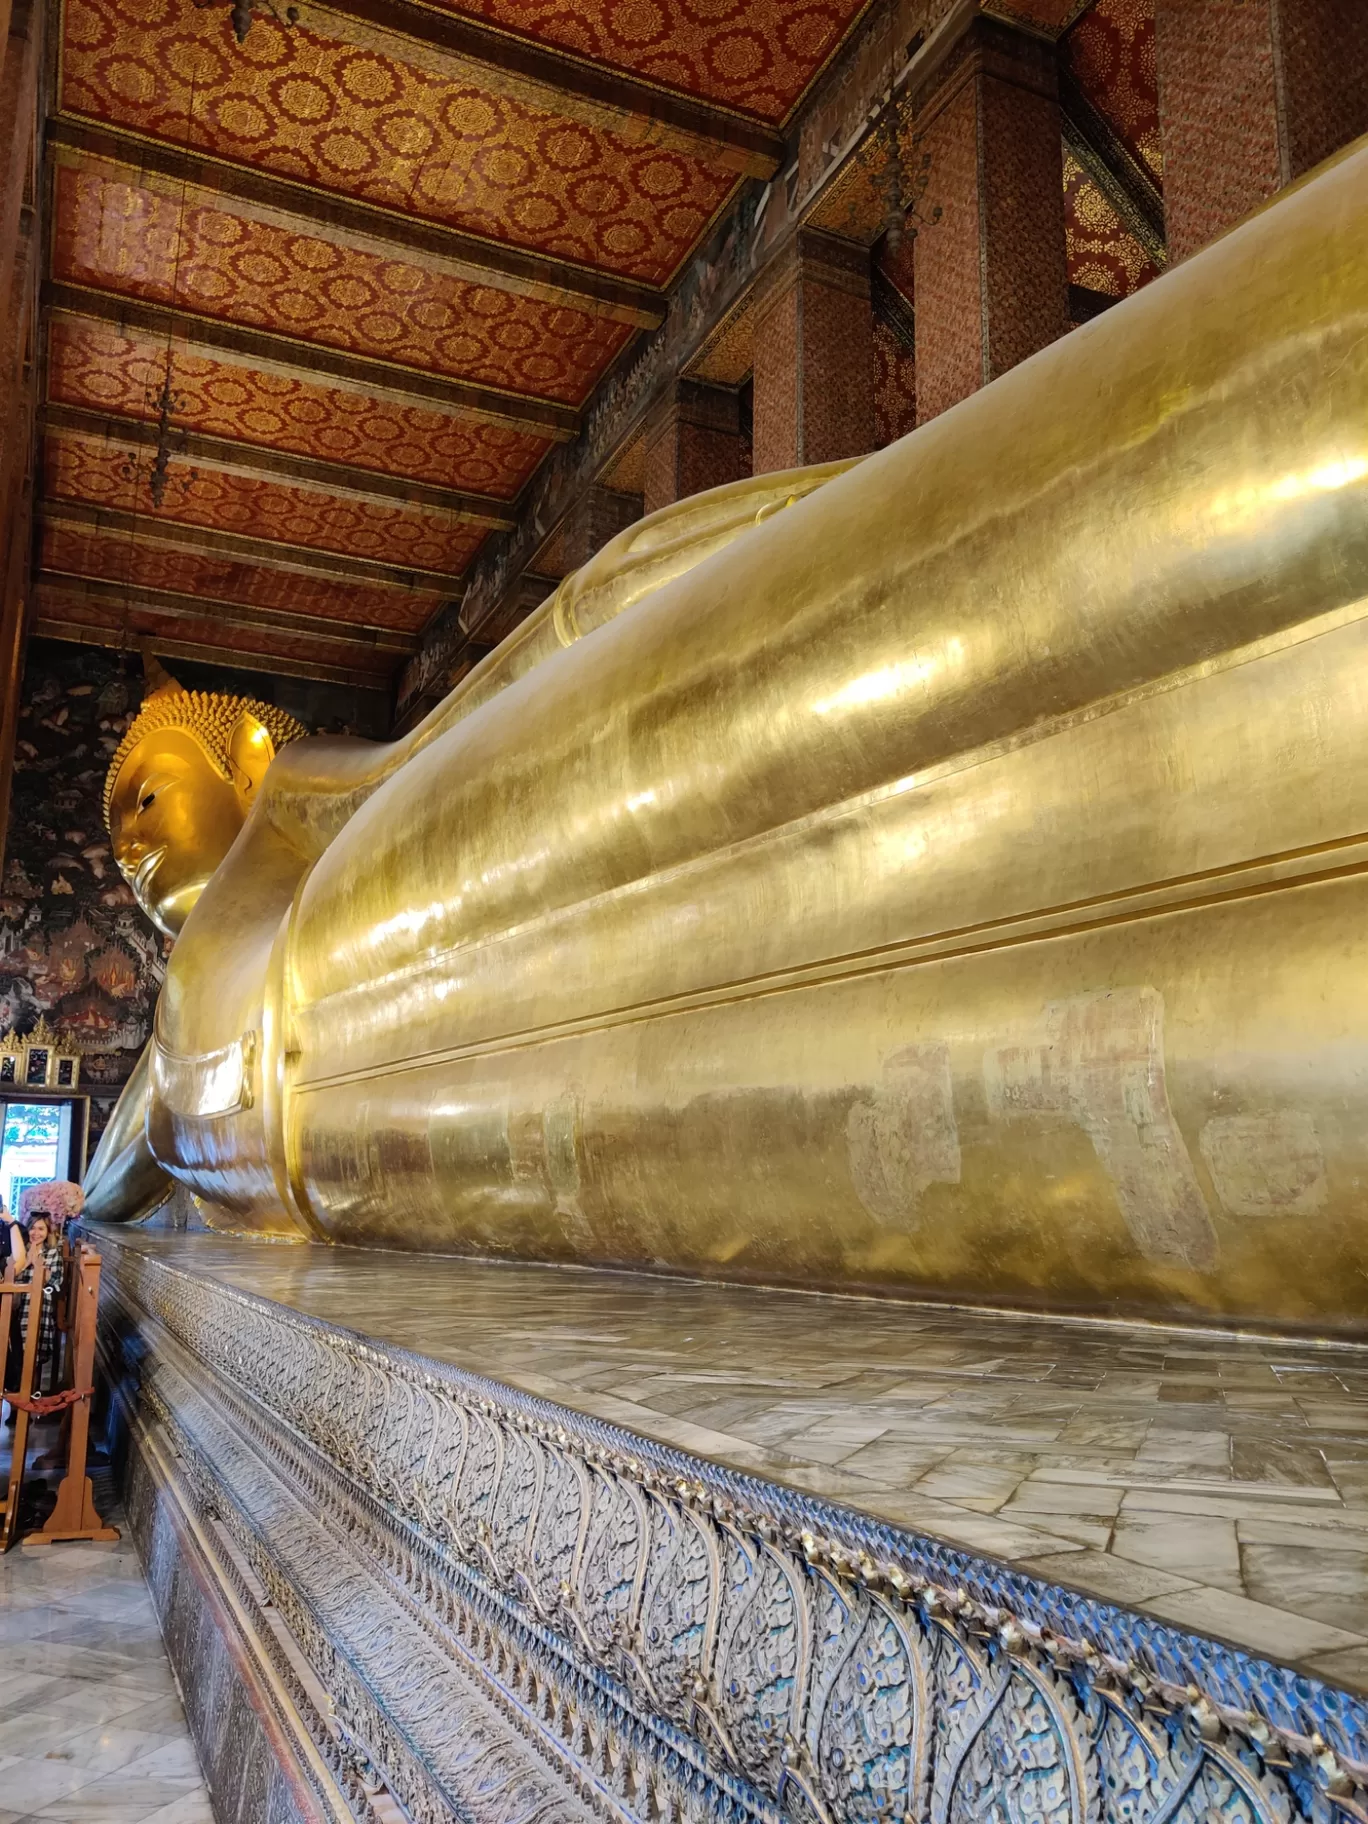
[33,617,394,691]
[45,285,581,442]
[50,119,667,330]
[42,403,518,529]
[40,499,467,596]
[296,0,784,178]
[35,573,420,655]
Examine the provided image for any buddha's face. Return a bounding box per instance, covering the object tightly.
[108,727,245,937]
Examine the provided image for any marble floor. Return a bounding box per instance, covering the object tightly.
[98,1227,1368,1694]
[0,1437,211,1824]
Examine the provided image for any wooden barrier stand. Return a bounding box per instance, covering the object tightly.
[0,1254,45,1550]
[0,1243,118,1550]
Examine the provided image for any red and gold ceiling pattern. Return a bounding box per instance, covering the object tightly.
[40,522,443,626]
[35,584,383,672]
[1062,0,1161,185]
[38,0,1156,689]
[48,318,551,496]
[426,0,868,123]
[62,0,737,283]
[46,432,483,587]
[53,168,632,402]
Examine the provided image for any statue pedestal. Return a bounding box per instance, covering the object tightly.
[93,1224,1368,1824]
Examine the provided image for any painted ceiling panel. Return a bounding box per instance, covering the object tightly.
[53,166,632,402]
[40,522,445,625]
[61,0,738,282]
[48,317,551,496]
[35,584,393,675]
[422,0,869,124]
[45,431,483,585]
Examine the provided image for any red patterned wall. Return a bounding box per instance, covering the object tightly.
[873,318,916,448]
[1063,0,1162,186]
[1062,150,1160,297]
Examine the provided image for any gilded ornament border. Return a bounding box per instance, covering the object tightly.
[97,1235,1368,1824]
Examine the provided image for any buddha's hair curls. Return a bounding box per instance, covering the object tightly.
[103,677,307,830]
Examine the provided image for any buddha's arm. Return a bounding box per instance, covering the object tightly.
[253,463,855,857]
[83,1042,173,1223]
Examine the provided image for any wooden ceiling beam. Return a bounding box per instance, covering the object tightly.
[46,284,581,442]
[33,615,394,690]
[42,403,517,528]
[40,499,467,596]
[50,119,667,329]
[35,573,420,655]
[296,0,784,178]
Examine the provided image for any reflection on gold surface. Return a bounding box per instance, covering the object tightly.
[88,142,1368,1331]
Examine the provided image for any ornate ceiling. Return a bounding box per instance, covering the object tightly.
[37,0,868,691]
[35,0,1162,697]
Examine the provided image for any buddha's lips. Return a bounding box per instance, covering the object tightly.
[132,847,165,897]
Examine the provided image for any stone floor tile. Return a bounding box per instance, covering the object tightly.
[1240,1540,1368,1636]
[36,1721,172,1778]
[140,1794,216,1824]
[1016,1549,1197,1606]
[0,1709,69,1761]
[1142,1585,1367,1661]
[18,1776,202,1822]
[1301,1644,1368,1692]
[906,1459,1032,1510]
[865,1496,1090,1561]
[103,1696,192,1738]
[1119,1487,1350,1522]
[819,1440,951,1488]
[1110,1515,1244,1591]
[1054,1416,1150,1451]
[0,1755,95,1813]
[0,1673,62,1718]
[1003,1478,1126,1518]
[120,1738,203,1780]
[1231,1440,1334,1486]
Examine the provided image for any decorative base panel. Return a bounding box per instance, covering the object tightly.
[99,1234,1368,1824]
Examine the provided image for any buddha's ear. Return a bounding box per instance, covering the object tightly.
[226,711,279,816]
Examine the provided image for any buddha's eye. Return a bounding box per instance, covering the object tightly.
[139,791,156,812]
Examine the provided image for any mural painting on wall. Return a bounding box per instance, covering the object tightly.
[0,639,388,1145]
[0,641,167,1142]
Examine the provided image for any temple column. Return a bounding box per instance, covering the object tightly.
[1156,0,1368,263]
[643,379,745,514]
[555,483,642,571]
[751,228,873,473]
[911,15,1069,425]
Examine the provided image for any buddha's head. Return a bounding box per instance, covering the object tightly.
[103,656,307,937]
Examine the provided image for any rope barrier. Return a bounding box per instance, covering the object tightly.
[2,1385,94,1417]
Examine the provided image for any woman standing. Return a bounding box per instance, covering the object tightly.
[1,1203,26,1423]
[18,1213,64,1398]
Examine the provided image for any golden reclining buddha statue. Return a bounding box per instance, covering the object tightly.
[85,142,1368,1332]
